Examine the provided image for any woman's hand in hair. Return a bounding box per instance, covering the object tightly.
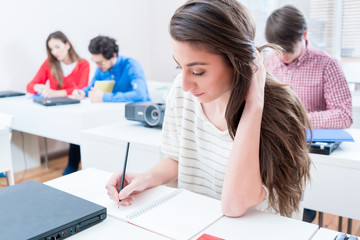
[246,51,266,108]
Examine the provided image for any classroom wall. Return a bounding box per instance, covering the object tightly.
[0,0,187,93]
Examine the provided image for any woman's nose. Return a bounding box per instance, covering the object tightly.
[181,74,195,92]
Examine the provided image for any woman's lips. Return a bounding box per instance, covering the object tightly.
[192,93,204,97]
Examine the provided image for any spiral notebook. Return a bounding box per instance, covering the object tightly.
[94,186,223,240]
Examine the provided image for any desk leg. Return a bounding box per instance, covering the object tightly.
[44,138,48,170]
[318,212,324,227]
[338,216,343,232]
[6,171,15,186]
[347,218,352,234]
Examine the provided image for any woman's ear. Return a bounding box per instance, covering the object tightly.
[65,42,71,51]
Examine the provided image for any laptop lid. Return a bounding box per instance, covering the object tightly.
[0,180,106,240]
[0,91,25,98]
[33,97,80,106]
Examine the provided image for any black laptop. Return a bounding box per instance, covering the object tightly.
[0,90,25,98]
[0,180,106,240]
[33,97,80,106]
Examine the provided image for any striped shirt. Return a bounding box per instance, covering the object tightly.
[266,43,352,128]
[161,75,271,213]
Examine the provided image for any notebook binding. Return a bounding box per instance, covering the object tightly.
[126,189,183,220]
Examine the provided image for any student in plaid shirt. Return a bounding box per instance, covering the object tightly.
[265,5,353,129]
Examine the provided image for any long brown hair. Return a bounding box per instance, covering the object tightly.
[170,0,311,217]
[46,31,80,89]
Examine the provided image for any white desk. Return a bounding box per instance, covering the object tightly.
[304,129,360,220]
[68,216,168,240]
[311,228,359,240]
[0,96,126,170]
[193,209,318,240]
[81,121,162,173]
[46,168,319,240]
[0,96,126,144]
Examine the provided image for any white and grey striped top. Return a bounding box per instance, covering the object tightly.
[161,75,300,218]
[161,75,233,200]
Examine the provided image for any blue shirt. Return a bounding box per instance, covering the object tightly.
[83,56,151,102]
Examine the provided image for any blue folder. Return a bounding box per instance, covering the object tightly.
[306,129,354,142]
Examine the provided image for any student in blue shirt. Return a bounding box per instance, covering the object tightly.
[72,35,150,103]
[65,36,151,176]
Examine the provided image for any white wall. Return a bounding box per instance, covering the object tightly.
[0,0,186,93]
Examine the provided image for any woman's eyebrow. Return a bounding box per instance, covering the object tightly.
[173,55,208,67]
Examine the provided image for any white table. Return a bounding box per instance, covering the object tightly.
[0,96,126,144]
[81,121,162,173]
[304,129,360,220]
[46,168,320,240]
[0,96,126,170]
[193,209,319,240]
[67,216,168,240]
[311,228,359,240]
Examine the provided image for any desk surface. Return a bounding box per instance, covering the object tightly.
[193,209,318,240]
[0,126,8,134]
[0,96,126,144]
[46,168,319,240]
[82,121,162,147]
[310,228,359,240]
[67,215,169,240]
[309,128,360,169]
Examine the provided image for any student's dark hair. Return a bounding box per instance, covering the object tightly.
[88,36,119,60]
[170,0,311,217]
[46,31,80,89]
[265,5,307,53]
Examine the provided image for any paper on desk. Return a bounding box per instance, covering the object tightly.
[92,185,175,221]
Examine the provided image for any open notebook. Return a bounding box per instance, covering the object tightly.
[94,186,223,240]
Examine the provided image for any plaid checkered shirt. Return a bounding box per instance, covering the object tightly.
[266,43,353,129]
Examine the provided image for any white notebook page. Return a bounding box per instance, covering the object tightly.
[127,189,223,240]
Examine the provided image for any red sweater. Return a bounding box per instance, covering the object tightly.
[26,59,90,95]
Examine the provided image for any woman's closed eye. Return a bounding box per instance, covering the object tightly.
[175,65,205,77]
[192,71,205,76]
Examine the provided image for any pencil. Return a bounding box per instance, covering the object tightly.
[118,142,130,208]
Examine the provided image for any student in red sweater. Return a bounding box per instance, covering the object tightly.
[26,31,89,97]
[26,31,90,176]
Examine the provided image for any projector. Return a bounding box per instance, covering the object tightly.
[125,102,165,127]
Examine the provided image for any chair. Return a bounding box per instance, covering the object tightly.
[0,113,15,186]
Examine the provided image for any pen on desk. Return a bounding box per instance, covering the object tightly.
[118,142,130,208]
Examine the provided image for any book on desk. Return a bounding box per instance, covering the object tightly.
[307,129,354,155]
[93,185,223,240]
